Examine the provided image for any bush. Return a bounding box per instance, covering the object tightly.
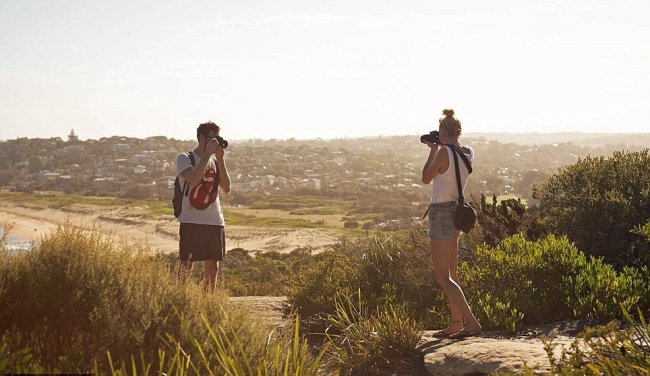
[542,308,650,375]
[462,234,650,332]
[122,184,153,199]
[344,219,359,228]
[288,229,442,331]
[216,247,321,297]
[324,292,424,375]
[287,251,359,328]
[289,226,650,334]
[0,224,271,372]
[533,149,650,268]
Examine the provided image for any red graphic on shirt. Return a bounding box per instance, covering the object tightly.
[189,168,218,209]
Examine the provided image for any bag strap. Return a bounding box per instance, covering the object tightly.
[183,151,196,197]
[450,147,466,204]
[450,145,473,174]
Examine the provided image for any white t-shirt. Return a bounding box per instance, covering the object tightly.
[430,145,475,204]
[176,151,225,226]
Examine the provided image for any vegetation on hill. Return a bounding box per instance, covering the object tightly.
[2,134,647,230]
[0,225,322,374]
[1,147,649,374]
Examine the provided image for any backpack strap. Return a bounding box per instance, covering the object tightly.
[183,151,196,197]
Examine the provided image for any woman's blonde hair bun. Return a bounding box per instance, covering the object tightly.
[442,108,455,118]
[439,108,461,137]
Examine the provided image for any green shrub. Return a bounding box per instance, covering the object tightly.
[287,251,359,329]
[289,227,650,335]
[566,263,649,320]
[288,230,441,331]
[221,248,317,297]
[462,234,589,326]
[533,149,650,268]
[542,308,650,375]
[477,193,528,246]
[462,234,649,332]
[324,292,423,375]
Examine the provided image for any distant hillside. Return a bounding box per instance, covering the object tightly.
[466,132,650,148]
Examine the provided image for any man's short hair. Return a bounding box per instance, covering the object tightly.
[197,121,220,139]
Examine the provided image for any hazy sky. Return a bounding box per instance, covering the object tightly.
[1,0,649,141]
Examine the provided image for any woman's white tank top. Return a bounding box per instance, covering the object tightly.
[430,145,474,204]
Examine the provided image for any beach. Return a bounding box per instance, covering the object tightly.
[0,202,339,255]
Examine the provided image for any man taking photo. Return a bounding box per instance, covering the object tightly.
[175,121,231,291]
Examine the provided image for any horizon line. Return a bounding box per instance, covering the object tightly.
[2,130,650,143]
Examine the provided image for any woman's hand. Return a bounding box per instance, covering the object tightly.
[425,140,440,150]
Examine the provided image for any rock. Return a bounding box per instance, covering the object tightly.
[418,331,573,375]
[229,296,287,327]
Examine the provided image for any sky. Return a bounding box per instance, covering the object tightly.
[1,0,649,141]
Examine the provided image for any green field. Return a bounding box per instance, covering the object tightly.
[0,192,361,233]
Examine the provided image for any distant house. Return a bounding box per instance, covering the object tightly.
[298,178,321,190]
[41,172,61,181]
[132,153,155,164]
[113,144,131,153]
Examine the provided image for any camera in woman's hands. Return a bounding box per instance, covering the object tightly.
[420,130,440,144]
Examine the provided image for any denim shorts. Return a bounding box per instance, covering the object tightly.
[427,201,458,240]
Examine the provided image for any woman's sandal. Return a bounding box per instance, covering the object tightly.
[448,329,482,339]
[431,321,462,338]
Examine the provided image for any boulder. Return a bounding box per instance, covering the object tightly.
[418,331,573,375]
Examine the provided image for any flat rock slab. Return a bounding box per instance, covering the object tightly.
[229,296,287,327]
[418,331,573,375]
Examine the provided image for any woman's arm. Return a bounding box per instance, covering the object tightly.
[421,144,447,184]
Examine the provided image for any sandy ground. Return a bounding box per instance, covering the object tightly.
[0,202,339,254]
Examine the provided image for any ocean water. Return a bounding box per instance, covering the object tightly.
[0,228,34,253]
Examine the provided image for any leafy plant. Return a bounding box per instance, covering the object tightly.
[324,291,424,375]
[533,149,650,268]
[543,308,650,375]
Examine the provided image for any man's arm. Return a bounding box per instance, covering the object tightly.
[179,139,221,187]
[182,157,211,187]
[215,147,231,193]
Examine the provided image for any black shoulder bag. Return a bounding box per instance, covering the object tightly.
[450,146,477,233]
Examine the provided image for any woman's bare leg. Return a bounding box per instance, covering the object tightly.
[431,238,481,333]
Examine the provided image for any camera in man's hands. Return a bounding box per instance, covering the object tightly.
[210,135,228,149]
[420,130,441,145]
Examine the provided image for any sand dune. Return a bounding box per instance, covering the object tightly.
[0,203,339,255]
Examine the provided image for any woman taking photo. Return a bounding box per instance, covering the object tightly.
[421,108,482,338]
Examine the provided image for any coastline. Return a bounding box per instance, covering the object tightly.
[0,202,339,255]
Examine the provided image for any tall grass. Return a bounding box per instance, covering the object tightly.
[324,291,424,375]
[101,315,325,376]
[0,223,322,374]
[538,308,650,375]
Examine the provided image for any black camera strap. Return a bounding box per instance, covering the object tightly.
[450,145,472,174]
[450,146,472,204]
